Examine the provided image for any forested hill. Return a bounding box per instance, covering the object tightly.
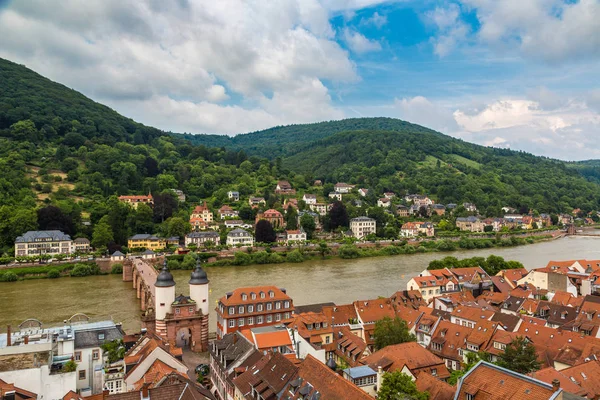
[179,118,439,158]
[0,58,164,145]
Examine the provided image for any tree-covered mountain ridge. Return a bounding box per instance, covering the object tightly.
[1,56,600,218]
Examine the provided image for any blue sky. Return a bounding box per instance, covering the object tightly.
[0,0,599,160]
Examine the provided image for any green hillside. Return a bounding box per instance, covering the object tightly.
[1,57,600,254]
[179,118,437,158]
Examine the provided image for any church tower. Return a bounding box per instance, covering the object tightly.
[154,260,175,339]
[189,258,210,316]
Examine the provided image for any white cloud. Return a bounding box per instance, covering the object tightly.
[0,0,358,134]
[453,98,600,159]
[361,11,387,28]
[343,28,382,54]
[461,0,600,63]
[393,96,459,133]
[426,4,469,57]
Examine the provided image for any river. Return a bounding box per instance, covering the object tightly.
[2,236,600,333]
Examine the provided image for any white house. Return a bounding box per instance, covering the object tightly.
[350,217,376,239]
[309,203,328,216]
[14,230,73,257]
[377,198,391,208]
[334,183,355,194]
[226,228,254,247]
[358,188,369,197]
[285,230,307,244]
[329,192,343,201]
[302,194,317,205]
[185,231,220,247]
[228,191,240,201]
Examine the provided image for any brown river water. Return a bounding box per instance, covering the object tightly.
[1,236,600,333]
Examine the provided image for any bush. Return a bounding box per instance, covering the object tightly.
[47,270,61,279]
[70,263,100,277]
[181,254,196,269]
[110,263,123,274]
[0,272,18,282]
[232,251,252,266]
[338,245,360,259]
[167,260,181,270]
[286,249,305,263]
[63,360,77,372]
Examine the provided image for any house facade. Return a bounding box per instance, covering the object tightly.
[185,231,220,247]
[15,230,73,257]
[117,194,153,209]
[127,234,165,250]
[215,286,294,339]
[226,228,254,247]
[350,217,376,239]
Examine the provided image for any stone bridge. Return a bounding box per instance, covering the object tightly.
[122,258,158,312]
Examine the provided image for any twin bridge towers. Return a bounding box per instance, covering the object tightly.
[123,257,210,352]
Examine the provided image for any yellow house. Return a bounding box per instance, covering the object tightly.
[128,234,166,250]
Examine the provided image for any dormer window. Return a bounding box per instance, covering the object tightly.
[260,292,265,299]
[269,291,275,298]
[251,293,256,300]
[98,333,105,340]
[242,293,247,301]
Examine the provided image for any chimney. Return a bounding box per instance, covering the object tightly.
[24,335,29,345]
[6,325,11,347]
[141,383,150,399]
[551,379,560,392]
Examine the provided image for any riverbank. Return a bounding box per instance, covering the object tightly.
[206,230,560,267]
[0,231,561,280]
[0,235,597,333]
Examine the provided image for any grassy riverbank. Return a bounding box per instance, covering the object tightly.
[207,233,555,267]
[0,261,119,282]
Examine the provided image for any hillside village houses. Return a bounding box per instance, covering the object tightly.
[302,193,317,204]
[15,230,74,257]
[226,228,254,247]
[117,193,153,209]
[217,205,238,219]
[227,190,240,201]
[334,182,355,193]
[350,217,376,239]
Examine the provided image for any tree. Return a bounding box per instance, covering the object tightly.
[317,241,330,258]
[255,220,276,243]
[374,317,416,350]
[329,201,349,230]
[497,336,540,374]
[300,213,316,239]
[165,217,190,239]
[285,206,298,230]
[37,205,75,235]
[92,216,114,250]
[132,203,154,234]
[153,192,178,223]
[378,370,429,400]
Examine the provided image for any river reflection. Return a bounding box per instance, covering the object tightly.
[1,236,600,333]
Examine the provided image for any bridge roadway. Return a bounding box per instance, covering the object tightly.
[131,258,157,312]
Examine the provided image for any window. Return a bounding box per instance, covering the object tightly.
[431,368,437,376]
[238,306,244,314]
[175,308,181,314]
[266,303,272,311]
[257,316,263,324]
[228,319,235,328]
[269,291,275,298]
[284,301,290,308]
[92,349,100,360]
[466,394,475,400]
[257,304,264,312]
[276,302,281,309]
[242,294,247,301]
[238,318,244,326]
[267,315,273,323]
[251,293,256,300]
[79,370,86,380]
[189,307,194,313]
[229,307,235,315]
[315,322,320,329]
[284,312,290,319]
[260,292,265,298]
[98,333,105,340]
[275,314,281,322]
[75,351,81,362]
[248,317,254,325]
[325,336,330,344]
[248,305,254,313]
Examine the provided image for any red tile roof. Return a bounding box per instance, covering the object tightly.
[531,367,585,396]
[559,360,600,397]
[0,379,37,399]
[218,286,292,307]
[456,361,558,400]
[353,298,396,323]
[415,372,455,400]
[362,342,450,379]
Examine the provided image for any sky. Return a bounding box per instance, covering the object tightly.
[0,0,599,160]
